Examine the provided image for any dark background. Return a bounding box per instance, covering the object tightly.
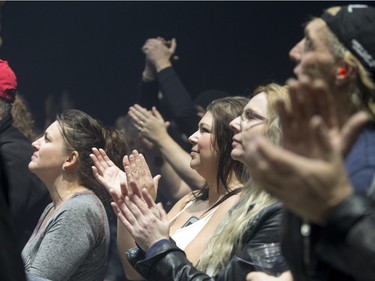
[0,1,356,130]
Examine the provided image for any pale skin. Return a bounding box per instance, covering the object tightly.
[29,121,88,218]
[124,104,194,202]
[246,271,293,281]
[128,103,205,191]
[268,16,369,223]
[114,94,295,280]
[91,111,242,280]
[289,18,357,127]
[229,92,268,162]
[91,149,159,280]
[244,17,370,281]
[141,37,177,77]
[244,79,367,281]
[244,77,368,224]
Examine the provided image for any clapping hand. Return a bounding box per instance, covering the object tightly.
[91,148,160,202]
[91,147,127,201]
[112,184,169,252]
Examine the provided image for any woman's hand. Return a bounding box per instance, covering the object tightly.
[123,150,160,201]
[91,147,127,201]
[112,185,169,252]
[142,37,176,72]
[128,104,170,147]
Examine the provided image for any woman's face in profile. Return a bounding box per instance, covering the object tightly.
[188,111,218,178]
[29,121,69,179]
[229,92,269,163]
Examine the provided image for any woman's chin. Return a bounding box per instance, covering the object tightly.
[28,162,35,171]
[230,149,243,161]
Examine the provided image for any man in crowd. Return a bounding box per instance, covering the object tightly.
[246,4,375,281]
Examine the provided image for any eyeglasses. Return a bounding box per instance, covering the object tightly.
[240,110,267,123]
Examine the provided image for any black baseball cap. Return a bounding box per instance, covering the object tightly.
[321,4,375,80]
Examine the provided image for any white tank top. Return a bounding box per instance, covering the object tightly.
[170,201,218,250]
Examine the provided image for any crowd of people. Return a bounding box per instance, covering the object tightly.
[0,3,374,281]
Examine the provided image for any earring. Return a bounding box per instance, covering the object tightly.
[338,67,348,76]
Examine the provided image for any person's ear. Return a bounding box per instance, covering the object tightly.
[336,65,353,86]
[337,66,348,77]
[62,151,79,171]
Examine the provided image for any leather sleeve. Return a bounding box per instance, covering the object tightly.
[317,194,375,281]
[129,203,286,281]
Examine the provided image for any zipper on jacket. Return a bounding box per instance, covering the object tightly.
[301,220,312,279]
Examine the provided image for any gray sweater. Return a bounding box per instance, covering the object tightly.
[22,191,109,281]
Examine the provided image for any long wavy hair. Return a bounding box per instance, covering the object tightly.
[197,83,289,275]
[11,94,38,141]
[193,96,250,202]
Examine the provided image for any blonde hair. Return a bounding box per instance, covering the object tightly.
[197,83,289,275]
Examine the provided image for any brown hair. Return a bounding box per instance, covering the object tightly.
[195,96,250,201]
[11,94,38,141]
[57,109,128,203]
[197,83,289,275]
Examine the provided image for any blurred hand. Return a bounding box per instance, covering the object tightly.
[280,76,368,158]
[242,78,369,224]
[142,58,157,82]
[128,104,170,146]
[142,37,177,72]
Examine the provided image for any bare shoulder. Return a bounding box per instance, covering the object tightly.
[166,192,195,220]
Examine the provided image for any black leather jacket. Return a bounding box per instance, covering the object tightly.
[283,194,375,281]
[127,202,287,281]
[282,123,375,281]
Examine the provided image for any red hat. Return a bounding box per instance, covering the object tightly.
[0,59,17,103]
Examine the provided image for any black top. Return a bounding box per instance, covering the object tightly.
[137,67,200,151]
[0,151,26,281]
[0,114,51,249]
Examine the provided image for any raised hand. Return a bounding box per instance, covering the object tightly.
[142,37,177,72]
[123,150,160,201]
[244,122,352,223]
[90,147,127,201]
[281,77,369,158]
[242,77,370,224]
[128,104,170,145]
